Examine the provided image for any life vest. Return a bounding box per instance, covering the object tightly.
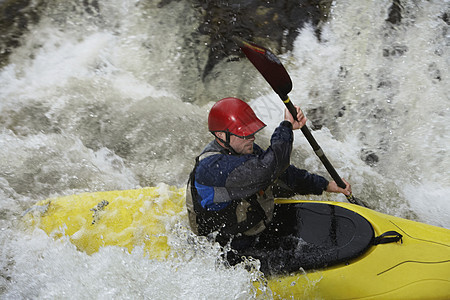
[186,150,274,245]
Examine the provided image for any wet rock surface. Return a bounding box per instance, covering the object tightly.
[0,0,100,67]
[0,0,333,71]
[188,0,333,80]
[0,0,42,68]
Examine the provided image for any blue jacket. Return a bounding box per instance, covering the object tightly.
[194,121,329,211]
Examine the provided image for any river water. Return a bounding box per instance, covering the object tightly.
[0,0,448,298]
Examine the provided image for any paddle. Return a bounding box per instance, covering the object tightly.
[234,37,368,208]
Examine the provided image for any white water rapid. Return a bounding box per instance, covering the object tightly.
[1,0,448,298]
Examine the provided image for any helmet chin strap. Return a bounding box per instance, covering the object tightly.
[212,131,239,155]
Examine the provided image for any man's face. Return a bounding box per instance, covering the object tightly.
[229,134,255,155]
[216,132,255,155]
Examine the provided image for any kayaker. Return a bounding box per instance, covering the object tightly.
[186,97,351,250]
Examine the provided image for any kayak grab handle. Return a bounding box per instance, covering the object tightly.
[373,231,403,245]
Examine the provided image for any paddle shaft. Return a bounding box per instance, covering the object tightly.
[234,37,367,207]
[282,94,360,205]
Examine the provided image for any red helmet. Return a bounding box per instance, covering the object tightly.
[208,97,266,137]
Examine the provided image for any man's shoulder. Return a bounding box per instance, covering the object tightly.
[195,153,240,185]
[198,151,247,167]
[201,140,222,153]
[197,140,262,170]
[196,148,249,179]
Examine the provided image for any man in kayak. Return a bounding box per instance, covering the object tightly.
[186,97,351,253]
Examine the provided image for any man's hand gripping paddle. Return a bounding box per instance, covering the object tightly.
[234,37,369,208]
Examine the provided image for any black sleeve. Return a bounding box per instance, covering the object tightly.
[272,165,329,198]
[225,123,294,199]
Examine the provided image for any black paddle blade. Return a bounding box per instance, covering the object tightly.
[233,37,292,97]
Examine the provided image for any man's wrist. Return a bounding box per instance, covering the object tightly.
[280,120,293,130]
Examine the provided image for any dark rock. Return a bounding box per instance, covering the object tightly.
[386,0,403,25]
[361,149,379,167]
[442,12,449,25]
[0,0,101,67]
[191,0,333,80]
[0,0,43,67]
[306,106,325,130]
[0,0,333,90]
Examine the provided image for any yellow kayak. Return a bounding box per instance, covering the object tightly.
[266,199,450,299]
[23,185,450,299]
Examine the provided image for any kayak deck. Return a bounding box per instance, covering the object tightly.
[266,199,450,299]
[229,202,375,275]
